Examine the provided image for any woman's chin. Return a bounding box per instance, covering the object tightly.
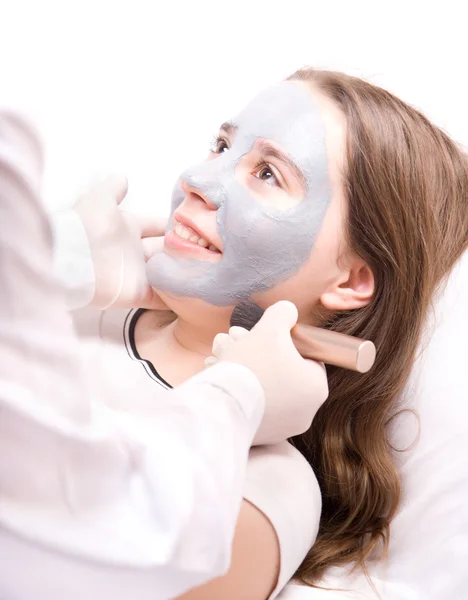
[151,288,178,311]
[151,288,234,321]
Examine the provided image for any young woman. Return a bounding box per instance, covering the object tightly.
[127,68,468,595]
[128,68,468,596]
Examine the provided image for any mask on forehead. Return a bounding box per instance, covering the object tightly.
[147,81,332,306]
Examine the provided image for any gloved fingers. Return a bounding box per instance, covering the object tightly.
[142,237,165,261]
[253,300,298,336]
[138,216,168,238]
[212,332,234,358]
[101,174,129,205]
[228,326,249,341]
[204,356,218,368]
[301,358,329,404]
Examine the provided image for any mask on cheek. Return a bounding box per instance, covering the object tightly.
[147,81,332,307]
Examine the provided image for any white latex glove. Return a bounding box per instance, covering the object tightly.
[74,175,168,309]
[209,301,329,445]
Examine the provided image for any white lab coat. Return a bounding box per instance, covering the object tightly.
[0,111,269,599]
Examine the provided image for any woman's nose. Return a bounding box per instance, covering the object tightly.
[179,158,228,209]
[179,178,219,210]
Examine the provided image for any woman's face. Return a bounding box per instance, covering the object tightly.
[148,81,362,322]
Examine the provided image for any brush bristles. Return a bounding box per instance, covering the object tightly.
[230,301,265,331]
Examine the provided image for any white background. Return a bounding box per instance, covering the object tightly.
[1,0,467,214]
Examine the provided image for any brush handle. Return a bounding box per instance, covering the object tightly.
[291,323,376,373]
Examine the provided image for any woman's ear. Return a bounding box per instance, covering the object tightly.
[320,259,374,311]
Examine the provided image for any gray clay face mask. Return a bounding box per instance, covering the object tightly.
[147,81,332,306]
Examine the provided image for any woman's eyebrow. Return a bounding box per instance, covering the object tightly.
[257,140,306,187]
[220,121,238,135]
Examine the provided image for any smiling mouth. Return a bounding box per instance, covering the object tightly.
[173,221,222,254]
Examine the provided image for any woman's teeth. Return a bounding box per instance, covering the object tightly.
[174,222,220,253]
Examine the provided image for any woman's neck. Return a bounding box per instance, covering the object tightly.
[170,315,229,358]
[135,307,232,387]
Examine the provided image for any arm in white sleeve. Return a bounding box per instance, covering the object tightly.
[0,112,265,600]
[50,208,96,309]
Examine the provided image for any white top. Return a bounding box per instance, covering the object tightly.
[0,111,322,599]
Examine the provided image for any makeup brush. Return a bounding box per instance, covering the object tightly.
[230,301,376,373]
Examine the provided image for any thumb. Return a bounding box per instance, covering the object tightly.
[142,237,165,261]
[101,174,128,205]
[137,215,168,238]
[254,300,298,335]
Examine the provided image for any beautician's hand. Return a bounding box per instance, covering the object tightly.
[209,301,329,445]
[74,175,169,309]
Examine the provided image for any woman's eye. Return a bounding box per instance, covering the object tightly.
[212,136,229,154]
[258,167,273,180]
[254,165,279,186]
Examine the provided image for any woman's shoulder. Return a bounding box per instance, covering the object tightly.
[243,441,321,598]
[246,441,319,490]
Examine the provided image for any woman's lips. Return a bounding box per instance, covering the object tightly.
[164,229,223,261]
[173,212,222,252]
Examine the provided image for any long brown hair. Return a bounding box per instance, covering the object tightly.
[288,68,468,584]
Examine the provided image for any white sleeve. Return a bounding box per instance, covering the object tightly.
[0,111,265,600]
[243,442,322,599]
[49,205,103,342]
[50,208,96,310]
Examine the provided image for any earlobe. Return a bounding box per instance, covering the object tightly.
[320,261,374,311]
